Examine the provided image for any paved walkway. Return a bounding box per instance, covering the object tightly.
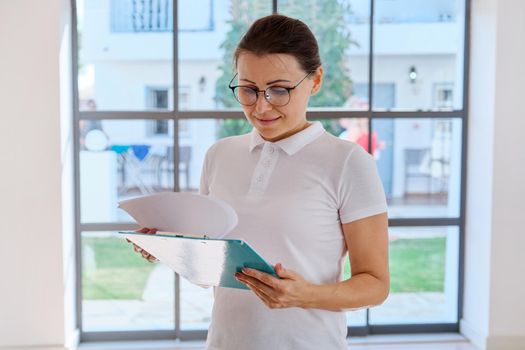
[83,264,455,331]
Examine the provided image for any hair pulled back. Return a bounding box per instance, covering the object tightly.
[234,14,322,73]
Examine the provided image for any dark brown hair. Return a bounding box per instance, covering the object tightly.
[234,14,322,73]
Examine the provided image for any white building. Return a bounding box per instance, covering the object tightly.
[79,0,464,221]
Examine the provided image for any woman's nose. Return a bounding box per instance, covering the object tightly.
[255,92,273,113]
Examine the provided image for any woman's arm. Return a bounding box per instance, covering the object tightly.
[235,212,390,311]
[303,212,389,311]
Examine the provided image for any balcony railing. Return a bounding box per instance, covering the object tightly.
[110,0,215,33]
[111,0,173,32]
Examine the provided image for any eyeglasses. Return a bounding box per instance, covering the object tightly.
[228,72,312,107]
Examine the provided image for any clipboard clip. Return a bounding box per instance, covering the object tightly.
[173,232,209,239]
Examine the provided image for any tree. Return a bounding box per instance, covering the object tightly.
[215,1,270,109]
[215,0,357,137]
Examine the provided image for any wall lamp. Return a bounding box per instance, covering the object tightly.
[409,66,417,84]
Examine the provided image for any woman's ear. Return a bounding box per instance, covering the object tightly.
[310,66,324,96]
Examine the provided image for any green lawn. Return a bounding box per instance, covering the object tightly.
[343,237,446,293]
[82,236,156,300]
[83,236,446,300]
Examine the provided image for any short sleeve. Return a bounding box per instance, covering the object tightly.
[337,146,388,224]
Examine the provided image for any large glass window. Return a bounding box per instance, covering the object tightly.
[372,0,465,111]
[81,231,175,332]
[178,0,272,110]
[370,226,459,324]
[279,0,370,110]
[372,118,462,218]
[79,119,175,223]
[74,0,468,341]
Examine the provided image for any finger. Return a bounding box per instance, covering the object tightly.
[146,228,158,234]
[147,255,158,263]
[275,263,297,279]
[141,250,151,259]
[236,273,278,301]
[133,245,143,253]
[249,285,273,307]
[242,268,280,289]
[249,282,281,309]
[240,277,277,306]
[135,227,149,233]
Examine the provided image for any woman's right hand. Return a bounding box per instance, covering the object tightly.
[127,227,158,263]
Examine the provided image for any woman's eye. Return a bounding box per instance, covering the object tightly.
[268,87,289,96]
[239,87,256,94]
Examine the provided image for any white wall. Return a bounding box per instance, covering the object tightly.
[488,0,525,344]
[0,0,76,349]
[461,0,525,349]
[461,0,496,345]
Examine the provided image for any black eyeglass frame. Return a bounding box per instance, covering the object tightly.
[228,71,313,107]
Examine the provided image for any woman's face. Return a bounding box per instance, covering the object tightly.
[235,52,323,142]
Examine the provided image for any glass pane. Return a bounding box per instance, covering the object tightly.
[373,118,462,218]
[178,118,252,193]
[178,0,272,110]
[77,0,174,111]
[372,0,465,111]
[347,309,367,327]
[81,231,175,331]
[337,117,371,150]
[279,0,371,110]
[79,119,174,223]
[370,226,459,324]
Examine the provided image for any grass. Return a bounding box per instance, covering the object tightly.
[82,236,156,300]
[343,237,446,293]
[83,236,446,300]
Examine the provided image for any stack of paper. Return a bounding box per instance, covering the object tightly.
[117,192,276,289]
[118,191,238,238]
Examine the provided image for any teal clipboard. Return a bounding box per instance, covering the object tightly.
[119,231,278,290]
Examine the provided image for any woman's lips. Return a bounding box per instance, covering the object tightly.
[255,116,281,125]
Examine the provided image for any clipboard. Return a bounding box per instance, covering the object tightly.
[119,231,277,290]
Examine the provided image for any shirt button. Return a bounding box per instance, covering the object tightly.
[266,147,275,154]
[256,175,264,182]
[263,160,271,167]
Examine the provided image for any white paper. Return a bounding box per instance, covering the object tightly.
[118,192,238,238]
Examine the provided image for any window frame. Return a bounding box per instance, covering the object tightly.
[72,0,471,342]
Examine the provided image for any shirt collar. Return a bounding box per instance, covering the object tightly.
[249,121,325,156]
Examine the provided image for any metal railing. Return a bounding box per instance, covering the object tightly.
[111,0,173,32]
[110,0,215,33]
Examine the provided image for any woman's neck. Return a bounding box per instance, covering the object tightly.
[262,121,312,142]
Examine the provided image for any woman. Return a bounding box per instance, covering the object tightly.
[133,14,389,350]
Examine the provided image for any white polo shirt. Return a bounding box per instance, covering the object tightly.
[200,121,387,350]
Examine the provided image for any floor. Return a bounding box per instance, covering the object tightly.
[349,344,477,350]
[80,343,478,350]
[79,334,480,350]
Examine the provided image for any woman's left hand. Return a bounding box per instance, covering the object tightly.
[235,263,314,309]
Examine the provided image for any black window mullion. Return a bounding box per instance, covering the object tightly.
[173,0,181,338]
[365,0,376,332]
[457,0,472,329]
[71,0,84,335]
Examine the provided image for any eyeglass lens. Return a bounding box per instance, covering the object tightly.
[234,86,290,106]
